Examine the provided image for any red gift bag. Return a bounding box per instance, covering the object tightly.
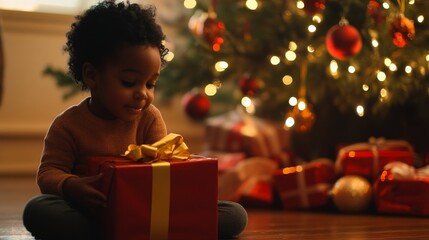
[87,156,218,240]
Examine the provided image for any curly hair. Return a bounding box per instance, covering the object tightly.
[64,0,168,89]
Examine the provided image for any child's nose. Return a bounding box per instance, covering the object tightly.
[134,88,147,100]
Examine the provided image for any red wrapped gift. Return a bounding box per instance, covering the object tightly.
[204,110,291,165]
[273,159,336,209]
[336,138,414,180]
[87,156,218,240]
[374,161,429,216]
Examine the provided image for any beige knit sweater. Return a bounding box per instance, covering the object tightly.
[37,97,167,196]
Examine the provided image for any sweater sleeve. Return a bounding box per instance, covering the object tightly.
[37,117,78,196]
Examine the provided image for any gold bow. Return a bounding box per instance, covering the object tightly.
[123,133,191,162]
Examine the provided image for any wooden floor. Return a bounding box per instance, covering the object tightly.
[1,176,429,240]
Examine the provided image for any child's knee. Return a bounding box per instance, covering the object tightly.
[218,200,248,237]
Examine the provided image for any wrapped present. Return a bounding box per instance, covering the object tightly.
[87,134,218,240]
[218,157,278,208]
[336,138,414,180]
[204,110,292,166]
[273,159,336,209]
[374,161,429,216]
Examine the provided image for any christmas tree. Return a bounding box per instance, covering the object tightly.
[44,0,429,161]
[158,0,429,160]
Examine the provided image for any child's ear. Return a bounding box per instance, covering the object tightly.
[82,62,97,89]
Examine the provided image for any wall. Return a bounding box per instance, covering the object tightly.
[0,8,205,175]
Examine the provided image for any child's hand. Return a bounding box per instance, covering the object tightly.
[63,174,107,210]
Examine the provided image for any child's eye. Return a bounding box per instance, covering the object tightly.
[121,80,135,88]
[146,82,156,89]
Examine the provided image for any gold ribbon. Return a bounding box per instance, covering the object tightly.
[150,161,171,240]
[123,133,191,162]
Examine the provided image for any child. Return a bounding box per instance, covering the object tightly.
[22,1,247,239]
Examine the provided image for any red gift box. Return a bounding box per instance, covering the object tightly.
[374,162,429,216]
[336,138,414,180]
[87,156,218,240]
[204,110,291,165]
[273,159,336,209]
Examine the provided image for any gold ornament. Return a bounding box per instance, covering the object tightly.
[284,98,315,132]
[331,175,372,213]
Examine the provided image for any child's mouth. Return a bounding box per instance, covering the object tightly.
[126,106,143,114]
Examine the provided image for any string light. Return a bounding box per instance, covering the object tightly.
[377,71,386,81]
[270,56,281,65]
[417,15,424,23]
[307,45,315,53]
[380,88,388,99]
[183,0,197,9]
[312,15,322,23]
[214,61,228,72]
[405,65,412,74]
[308,24,316,33]
[282,75,293,85]
[245,0,258,10]
[285,51,297,61]
[348,65,356,74]
[296,1,304,10]
[330,60,339,78]
[165,51,174,62]
[285,117,295,128]
[382,2,390,9]
[362,84,369,91]
[297,100,306,110]
[371,39,379,48]
[204,84,217,96]
[241,96,252,107]
[289,97,298,106]
[356,105,365,117]
[389,63,397,71]
[241,96,255,114]
[384,58,392,67]
[288,41,298,51]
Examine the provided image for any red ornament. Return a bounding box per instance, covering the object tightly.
[326,19,362,60]
[181,90,211,120]
[389,15,415,48]
[189,11,225,52]
[202,16,225,52]
[368,0,386,24]
[239,74,261,97]
[303,0,326,15]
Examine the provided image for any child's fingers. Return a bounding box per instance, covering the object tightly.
[85,186,107,208]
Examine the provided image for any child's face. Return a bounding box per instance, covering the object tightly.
[86,45,161,121]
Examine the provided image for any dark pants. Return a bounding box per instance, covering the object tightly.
[23,194,247,239]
